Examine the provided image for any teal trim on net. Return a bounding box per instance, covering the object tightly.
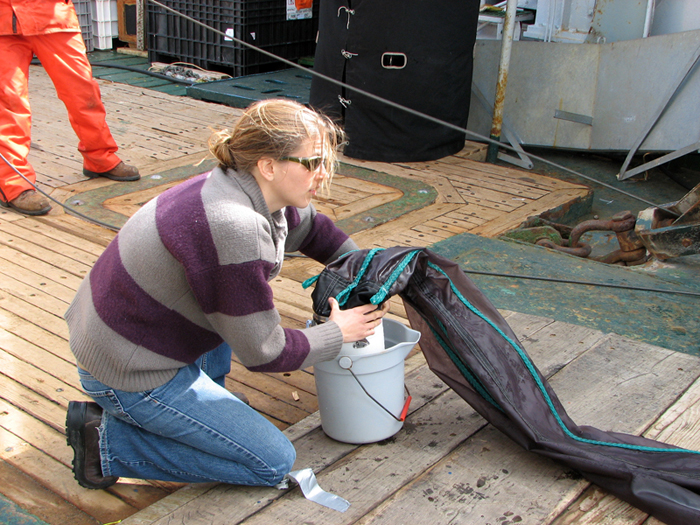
[370,249,422,305]
[301,273,320,289]
[334,248,385,306]
[301,250,360,290]
[430,320,503,411]
[426,261,700,456]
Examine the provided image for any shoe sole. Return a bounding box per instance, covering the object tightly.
[83,169,140,182]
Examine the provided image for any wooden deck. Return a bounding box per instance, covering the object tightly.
[1,66,696,525]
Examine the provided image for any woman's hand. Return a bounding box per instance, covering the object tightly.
[328,297,391,343]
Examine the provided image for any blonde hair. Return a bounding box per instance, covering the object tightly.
[208,99,344,192]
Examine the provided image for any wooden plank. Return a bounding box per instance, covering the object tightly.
[443,203,503,222]
[37,215,116,247]
[420,219,470,236]
[0,271,70,318]
[0,327,80,387]
[228,360,318,415]
[23,148,84,186]
[454,182,524,211]
[448,169,549,199]
[0,209,25,224]
[339,157,467,205]
[0,254,76,304]
[389,227,446,246]
[0,396,170,512]
[411,223,459,240]
[273,300,312,326]
[0,226,93,278]
[0,460,98,525]
[440,158,583,191]
[351,203,463,249]
[103,180,185,218]
[332,173,396,195]
[332,192,403,221]
[263,369,317,397]
[0,427,138,524]
[10,217,108,257]
[0,374,83,433]
[0,243,84,290]
[550,376,700,524]
[0,307,74,364]
[223,376,302,429]
[0,291,70,340]
[469,188,590,238]
[431,213,482,231]
[0,346,86,410]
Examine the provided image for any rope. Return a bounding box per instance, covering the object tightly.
[463,269,700,298]
[369,249,422,305]
[337,6,355,29]
[335,248,384,306]
[0,152,120,231]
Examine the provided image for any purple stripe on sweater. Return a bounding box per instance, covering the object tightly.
[187,259,276,316]
[247,328,310,372]
[297,213,349,262]
[155,174,218,274]
[285,207,301,230]
[90,239,223,363]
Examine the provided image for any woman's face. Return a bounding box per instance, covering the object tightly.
[270,137,327,210]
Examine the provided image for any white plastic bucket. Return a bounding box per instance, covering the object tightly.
[313,318,421,444]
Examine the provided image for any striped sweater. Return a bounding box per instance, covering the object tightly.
[65,167,357,392]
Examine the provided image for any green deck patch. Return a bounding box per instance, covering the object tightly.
[65,160,218,230]
[89,51,189,96]
[334,164,436,235]
[0,494,48,525]
[186,69,312,108]
[66,162,436,233]
[431,232,700,355]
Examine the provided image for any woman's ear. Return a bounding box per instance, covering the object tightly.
[256,157,276,182]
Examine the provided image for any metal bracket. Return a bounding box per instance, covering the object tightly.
[618,42,700,181]
[617,141,700,181]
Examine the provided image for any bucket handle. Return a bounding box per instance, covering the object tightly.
[346,368,412,422]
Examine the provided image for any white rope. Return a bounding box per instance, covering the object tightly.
[337,6,355,29]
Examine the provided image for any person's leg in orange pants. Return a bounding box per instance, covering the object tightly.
[0,31,125,204]
[32,31,121,174]
[0,34,37,202]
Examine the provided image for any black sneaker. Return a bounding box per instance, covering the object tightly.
[66,401,119,490]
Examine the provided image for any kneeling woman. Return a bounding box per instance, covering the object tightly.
[65,99,388,489]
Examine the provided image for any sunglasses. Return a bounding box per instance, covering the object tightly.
[279,156,324,172]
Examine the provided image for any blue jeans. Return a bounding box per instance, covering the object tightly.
[77,343,296,485]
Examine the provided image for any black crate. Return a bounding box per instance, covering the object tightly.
[147,0,319,78]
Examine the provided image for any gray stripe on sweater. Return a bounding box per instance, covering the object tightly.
[118,198,213,330]
[202,169,286,270]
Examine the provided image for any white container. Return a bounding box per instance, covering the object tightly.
[337,316,385,357]
[314,318,421,444]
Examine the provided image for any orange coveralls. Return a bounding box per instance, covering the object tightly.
[0,0,121,202]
